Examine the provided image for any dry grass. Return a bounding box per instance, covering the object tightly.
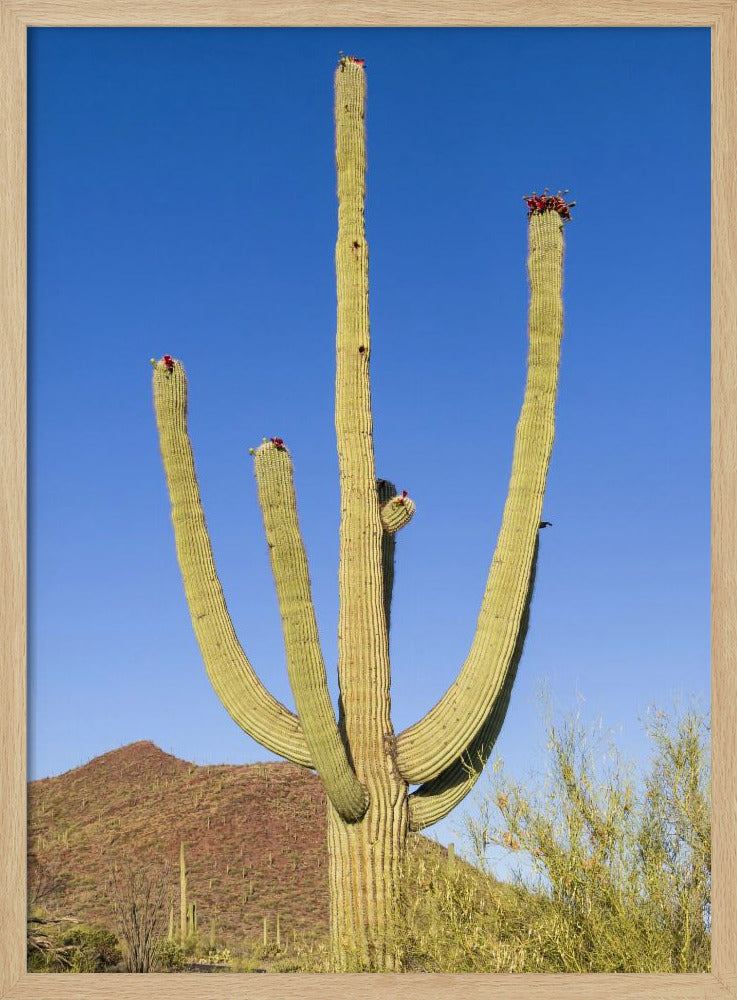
[398,704,710,973]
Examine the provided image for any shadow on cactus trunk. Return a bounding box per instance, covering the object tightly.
[152,55,570,972]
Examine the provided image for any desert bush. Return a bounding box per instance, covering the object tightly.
[185,945,233,968]
[398,838,541,972]
[399,703,710,973]
[59,924,122,972]
[28,920,121,973]
[180,933,202,957]
[156,937,185,971]
[27,851,68,913]
[107,862,169,972]
[27,850,122,973]
[286,935,331,973]
[206,946,232,965]
[229,954,264,973]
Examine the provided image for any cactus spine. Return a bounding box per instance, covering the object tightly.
[152,56,569,972]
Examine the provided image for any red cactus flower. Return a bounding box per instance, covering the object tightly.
[162,355,174,371]
[524,190,575,221]
[402,491,408,498]
[270,437,285,449]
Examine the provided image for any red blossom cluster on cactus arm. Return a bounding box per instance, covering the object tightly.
[395,490,409,506]
[339,53,366,68]
[523,189,576,222]
[162,355,175,371]
[270,437,286,450]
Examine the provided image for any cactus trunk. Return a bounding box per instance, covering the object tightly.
[327,796,408,970]
[152,57,569,972]
[325,57,409,971]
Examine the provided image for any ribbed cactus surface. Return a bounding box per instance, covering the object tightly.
[152,55,570,971]
[396,208,565,785]
[253,440,367,822]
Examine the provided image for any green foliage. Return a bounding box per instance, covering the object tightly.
[28,921,121,973]
[180,933,202,957]
[399,703,710,973]
[61,925,122,972]
[289,937,331,973]
[398,840,538,972]
[205,946,232,965]
[156,937,185,971]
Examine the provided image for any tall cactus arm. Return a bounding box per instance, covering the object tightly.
[396,209,566,784]
[252,439,368,822]
[152,359,312,767]
[333,57,396,775]
[407,540,538,832]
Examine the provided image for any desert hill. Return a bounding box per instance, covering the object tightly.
[28,741,337,948]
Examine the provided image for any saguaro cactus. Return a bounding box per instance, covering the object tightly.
[152,56,571,971]
[179,842,187,944]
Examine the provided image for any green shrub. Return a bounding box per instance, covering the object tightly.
[205,946,232,965]
[28,921,121,973]
[61,924,122,972]
[399,703,710,973]
[156,937,185,971]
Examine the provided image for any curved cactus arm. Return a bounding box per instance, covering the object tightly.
[152,359,312,767]
[396,210,566,784]
[252,440,368,823]
[407,541,538,832]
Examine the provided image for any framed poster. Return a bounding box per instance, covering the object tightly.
[1,4,733,999]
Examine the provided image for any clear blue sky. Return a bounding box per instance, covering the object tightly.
[28,28,709,851]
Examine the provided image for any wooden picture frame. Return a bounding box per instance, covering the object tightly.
[1,3,733,998]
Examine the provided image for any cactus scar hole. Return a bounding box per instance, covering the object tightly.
[358,345,366,354]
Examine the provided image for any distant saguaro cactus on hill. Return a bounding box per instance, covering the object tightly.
[152,55,572,971]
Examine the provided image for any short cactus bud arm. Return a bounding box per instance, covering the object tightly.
[379,491,415,535]
[152,359,312,767]
[396,210,565,784]
[407,541,538,831]
[253,440,368,822]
